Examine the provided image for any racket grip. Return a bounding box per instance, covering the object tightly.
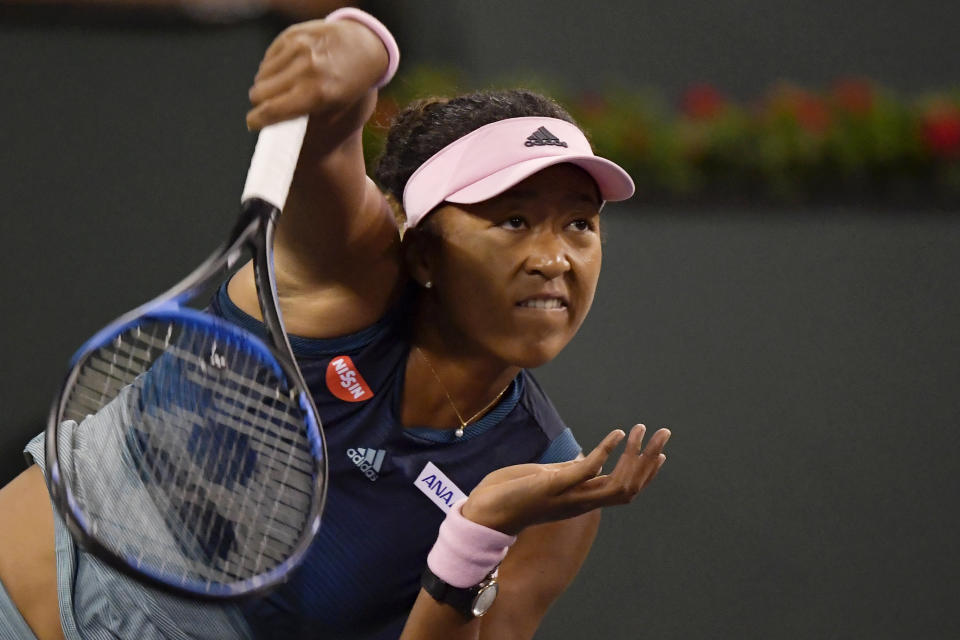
[241,116,309,210]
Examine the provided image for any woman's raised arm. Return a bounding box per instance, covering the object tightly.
[229,14,404,338]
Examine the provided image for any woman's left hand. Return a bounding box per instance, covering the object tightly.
[461,424,670,535]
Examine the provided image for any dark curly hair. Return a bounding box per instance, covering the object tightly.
[374,89,578,210]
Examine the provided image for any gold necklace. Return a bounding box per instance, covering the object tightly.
[415,346,511,438]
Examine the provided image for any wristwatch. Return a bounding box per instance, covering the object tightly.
[420,566,500,619]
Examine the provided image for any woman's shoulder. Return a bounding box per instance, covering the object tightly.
[516,371,582,463]
[210,281,416,360]
[222,188,406,342]
[515,371,567,438]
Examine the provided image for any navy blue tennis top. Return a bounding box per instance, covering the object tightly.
[210,286,581,639]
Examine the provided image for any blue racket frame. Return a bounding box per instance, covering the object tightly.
[45,199,328,601]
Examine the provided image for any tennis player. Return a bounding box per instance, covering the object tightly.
[0,8,670,640]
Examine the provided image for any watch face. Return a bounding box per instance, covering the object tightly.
[471,582,499,617]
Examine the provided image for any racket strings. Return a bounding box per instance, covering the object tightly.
[60,318,318,590]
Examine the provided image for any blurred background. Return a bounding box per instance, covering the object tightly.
[1,1,958,638]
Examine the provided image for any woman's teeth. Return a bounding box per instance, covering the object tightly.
[518,298,564,309]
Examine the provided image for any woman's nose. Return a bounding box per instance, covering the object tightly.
[522,233,571,279]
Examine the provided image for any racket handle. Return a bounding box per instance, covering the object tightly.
[241,116,309,210]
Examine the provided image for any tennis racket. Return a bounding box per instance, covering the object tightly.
[44,116,326,601]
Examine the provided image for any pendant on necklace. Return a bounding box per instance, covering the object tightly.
[455,426,465,438]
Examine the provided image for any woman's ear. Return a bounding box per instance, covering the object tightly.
[402,225,438,290]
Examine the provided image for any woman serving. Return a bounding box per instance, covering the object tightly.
[0,8,670,640]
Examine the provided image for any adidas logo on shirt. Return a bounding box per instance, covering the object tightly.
[525,126,568,148]
[347,447,386,482]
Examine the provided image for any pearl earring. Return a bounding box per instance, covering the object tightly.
[424,281,433,289]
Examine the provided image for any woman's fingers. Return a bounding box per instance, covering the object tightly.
[247,92,294,130]
[250,55,311,106]
[255,40,301,85]
[246,17,390,131]
[625,427,669,489]
[646,427,671,452]
[465,425,671,533]
[641,430,670,486]
[640,454,666,491]
[259,21,308,64]
[604,424,647,482]
[549,429,625,492]
[560,426,670,507]
[625,423,646,453]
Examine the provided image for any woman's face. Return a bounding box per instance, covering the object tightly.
[416,163,603,368]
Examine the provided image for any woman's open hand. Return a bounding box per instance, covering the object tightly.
[246,18,388,130]
[461,425,670,536]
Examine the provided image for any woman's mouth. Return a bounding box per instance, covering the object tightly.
[516,298,567,310]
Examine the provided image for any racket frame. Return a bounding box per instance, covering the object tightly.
[45,199,328,601]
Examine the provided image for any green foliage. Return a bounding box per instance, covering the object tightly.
[365,69,960,205]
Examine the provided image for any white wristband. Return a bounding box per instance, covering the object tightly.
[325,7,400,88]
[426,499,517,589]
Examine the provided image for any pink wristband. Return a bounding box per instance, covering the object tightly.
[426,499,517,589]
[325,7,399,88]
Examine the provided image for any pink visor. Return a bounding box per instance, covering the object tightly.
[401,116,635,228]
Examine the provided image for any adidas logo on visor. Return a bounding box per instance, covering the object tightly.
[347,447,386,482]
[525,126,568,148]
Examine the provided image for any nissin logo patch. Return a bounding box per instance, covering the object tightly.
[325,355,373,402]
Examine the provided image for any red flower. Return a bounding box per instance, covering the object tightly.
[766,84,832,134]
[682,83,726,121]
[921,102,960,159]
[831,78,875,116]
[795,95,831,133]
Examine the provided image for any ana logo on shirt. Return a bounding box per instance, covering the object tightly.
[415,462,467,513]
[325,355,373,402]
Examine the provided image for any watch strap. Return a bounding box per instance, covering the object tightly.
[421,566,493,619]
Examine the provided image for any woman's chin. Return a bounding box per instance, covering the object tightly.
[503,339,569,369]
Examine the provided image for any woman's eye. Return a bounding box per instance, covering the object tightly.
[568,218,594,232]
[499,216,527,230]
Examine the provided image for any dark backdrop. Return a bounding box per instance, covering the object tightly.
[2,4,959,639]
[535,208,960,638]
[372,0,960,98]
